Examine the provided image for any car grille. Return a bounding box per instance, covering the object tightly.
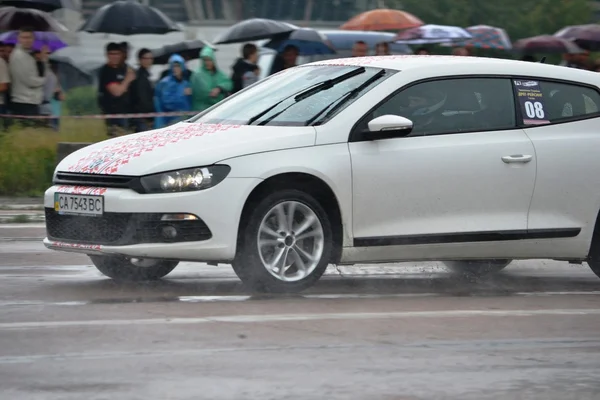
[45,209,212,245]
[53,172,135,189]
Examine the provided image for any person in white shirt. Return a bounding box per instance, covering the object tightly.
[8,26,46,119]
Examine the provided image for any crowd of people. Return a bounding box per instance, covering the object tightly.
[0,27,65,130]
[1,25,599,136]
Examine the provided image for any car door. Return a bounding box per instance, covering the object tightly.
[519,78,600,258]
[348,77,537,259]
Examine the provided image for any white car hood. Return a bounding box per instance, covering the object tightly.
[58,123,316,176]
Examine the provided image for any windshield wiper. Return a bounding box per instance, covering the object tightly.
[307,69,387,126]
[247,67,366,126]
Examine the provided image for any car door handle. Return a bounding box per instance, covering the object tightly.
[501,154,533,164]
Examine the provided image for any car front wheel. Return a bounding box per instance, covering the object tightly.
[233,189,334,293]
[90,255,178,281]
[443,259,512,277]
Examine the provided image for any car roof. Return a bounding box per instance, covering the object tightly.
[305,55,600,86]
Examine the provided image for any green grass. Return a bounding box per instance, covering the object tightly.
[0,119,108,196]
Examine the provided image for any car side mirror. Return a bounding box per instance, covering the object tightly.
[363,115,414,140]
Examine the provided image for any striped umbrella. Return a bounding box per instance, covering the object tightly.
[442,25,512,49]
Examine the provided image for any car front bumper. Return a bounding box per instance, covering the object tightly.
[43,178,262,262]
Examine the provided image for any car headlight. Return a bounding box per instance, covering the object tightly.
[138,165,231,194]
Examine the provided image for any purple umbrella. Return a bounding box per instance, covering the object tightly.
[0,30,67,51]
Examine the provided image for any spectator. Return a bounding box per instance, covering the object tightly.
[269,44,299,75]
[0,41,9,125]
[129,48,155,132]
[98,42,135,137]
[452,47,470,56]
[231,43,259,94]
[9,27,46,121]
[119,41,130,66]
[160,54,193,81]
[154,54,192,128]
[351,40,368,57]
[375,42,390,55]
[40,52,64,131]
[191,46,232,112]
[415,47,430,55]
[2,43,14,61]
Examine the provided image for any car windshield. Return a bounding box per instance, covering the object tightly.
[188,65,392,127]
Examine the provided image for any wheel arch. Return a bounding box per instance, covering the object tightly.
[236,172,344,264]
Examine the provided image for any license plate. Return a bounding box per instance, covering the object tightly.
[54,193,104,216]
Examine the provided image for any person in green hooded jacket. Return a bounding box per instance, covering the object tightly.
[191,46,233,111]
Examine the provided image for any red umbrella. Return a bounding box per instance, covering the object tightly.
[514,35,583,54]
[555,24,600,51]
[340,9,423,31]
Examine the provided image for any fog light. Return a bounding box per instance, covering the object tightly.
[161,213,198,221]
[160,225,178,240]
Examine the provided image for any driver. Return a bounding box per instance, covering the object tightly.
[399,88,447,133]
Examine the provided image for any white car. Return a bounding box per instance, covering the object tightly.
[45,55,600,292]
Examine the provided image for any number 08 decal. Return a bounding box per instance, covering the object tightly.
[524,101,545,119]
[513,80,550,125]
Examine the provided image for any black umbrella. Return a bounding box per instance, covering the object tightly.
[0,6,67,32]
[0,0,76,13]
[78,0,181,35]
[265,28,336,55]
[151,39,213,64]
[214,18,297,45]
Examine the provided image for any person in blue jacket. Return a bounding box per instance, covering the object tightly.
[154,54,192,128]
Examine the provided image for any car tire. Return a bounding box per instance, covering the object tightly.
[232,189,334,293]
[443,259,512,277]
[90,255,178,282]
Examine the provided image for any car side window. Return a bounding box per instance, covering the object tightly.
[535,80,600,123]
[356,78,516,136]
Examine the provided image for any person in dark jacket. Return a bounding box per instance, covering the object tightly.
[269,44,299,76]
[130,48,155,132]
[231,43,259,94]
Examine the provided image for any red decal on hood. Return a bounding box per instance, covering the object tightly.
[67,123,241,175]
[56,186,108,195]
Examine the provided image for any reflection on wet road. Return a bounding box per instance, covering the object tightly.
[1,228,599,399]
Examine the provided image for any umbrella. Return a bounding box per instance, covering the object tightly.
[264,28,335,56]
[449,25,512,50]
[394,24,472,45]
[151,40,213,64]
[79,0,181,35]
[0,6,67,32]
[0,30,67,51]
[514,35,584,54]
[340,9,423,31]
[0,0,76,13]
[555,24,600,51]
[214,18,297,45]
[317,30,412,54]
[49,47,104,91]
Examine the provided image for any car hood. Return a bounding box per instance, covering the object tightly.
[58,123,316,176]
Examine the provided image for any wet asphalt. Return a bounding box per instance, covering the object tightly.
[0,224,599,400]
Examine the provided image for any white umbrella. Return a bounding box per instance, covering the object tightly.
[394,24,472,45]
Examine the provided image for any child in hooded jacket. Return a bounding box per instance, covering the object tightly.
[154,54,192,128]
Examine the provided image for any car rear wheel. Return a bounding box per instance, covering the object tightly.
[90,255,178,281]
[443,259,512,277]
[232,189,333,293]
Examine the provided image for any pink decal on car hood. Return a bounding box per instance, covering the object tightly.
[67,123,241,175]
[56,186,108,195]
